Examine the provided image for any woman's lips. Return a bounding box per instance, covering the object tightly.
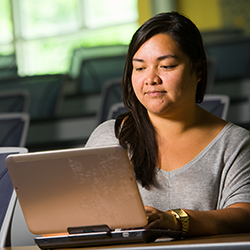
[145,90,167,97]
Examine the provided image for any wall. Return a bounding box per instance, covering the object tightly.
[137,0,222,31]
[137,0,152,25]
[137,0,176,25]
[176,0,222,31]
[220,0,250,36]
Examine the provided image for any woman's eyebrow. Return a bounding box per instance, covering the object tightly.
[132,54,178,62]
[132,58,144,62]
[157,55,177,61]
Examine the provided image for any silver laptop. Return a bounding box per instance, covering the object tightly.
[6,145,181,249]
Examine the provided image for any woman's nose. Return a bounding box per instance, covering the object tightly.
[145,69,161,85]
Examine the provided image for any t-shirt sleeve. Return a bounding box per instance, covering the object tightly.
[85,119,119,148]
[217,127,250,209]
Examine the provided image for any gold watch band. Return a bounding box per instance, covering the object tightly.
[169,209,189,237]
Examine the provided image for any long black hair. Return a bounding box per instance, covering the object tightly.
[115,12,207,188]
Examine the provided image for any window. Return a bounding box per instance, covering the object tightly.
[84,0,138,29]
[0,0,14,55]
[1,0,138,76]
[21,0,80,39]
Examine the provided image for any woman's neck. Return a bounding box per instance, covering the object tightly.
[148,104,202,138]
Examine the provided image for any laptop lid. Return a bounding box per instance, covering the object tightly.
[6,145,148,235]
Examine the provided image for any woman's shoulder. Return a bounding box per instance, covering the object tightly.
[215,122,250,153]
[85,119,118,148]
[224,122,250,140]
[94,119,116,131]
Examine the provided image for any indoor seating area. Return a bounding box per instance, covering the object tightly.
[1,0,250,249]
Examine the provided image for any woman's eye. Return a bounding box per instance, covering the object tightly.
[161,65,176,69]
[135,67,144,71]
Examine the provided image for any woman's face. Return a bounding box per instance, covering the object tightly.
[131,33,201,119]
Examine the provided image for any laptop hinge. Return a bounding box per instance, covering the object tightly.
[67,224,111,234]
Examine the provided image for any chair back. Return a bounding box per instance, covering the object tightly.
[107,102,127,120]
[0,113,30,147]
[97,79,123,124]
[0,147,28,247]
[205,37,250,81]
[0,74,65,120]
[70,45,128,79]
[78,55,126,95]
[0,91,29,113]
[198,94,230,120]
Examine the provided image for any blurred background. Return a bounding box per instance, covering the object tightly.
[0,0,250,152]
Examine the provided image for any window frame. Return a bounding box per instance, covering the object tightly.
[4,0,139,75]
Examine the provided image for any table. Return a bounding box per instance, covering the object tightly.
[2,233,250,250]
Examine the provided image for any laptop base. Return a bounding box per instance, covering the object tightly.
[35,227,182,249]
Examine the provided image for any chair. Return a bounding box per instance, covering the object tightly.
[201,28,244,45]
[0,91,29,113]
[0,74,65,120]
[0,147,28,247]
[69,45,128,79]
[198,95,230,120]
[107,102,127,120]
[0,113,30,147]
[78,54,126,95]
[97,78,123,124]
[205,37,250,81]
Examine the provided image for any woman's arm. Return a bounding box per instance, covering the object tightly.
[145,203,250,237]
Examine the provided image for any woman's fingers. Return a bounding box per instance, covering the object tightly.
[144,205,178,230]
[145,206,159,223]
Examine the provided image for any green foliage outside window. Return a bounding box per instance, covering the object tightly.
[0,0,14,55]
[0,0,138,76]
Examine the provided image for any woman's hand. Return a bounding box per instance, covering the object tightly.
[144,205,181,231]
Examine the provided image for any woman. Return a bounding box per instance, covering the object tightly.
[85,12,250,237]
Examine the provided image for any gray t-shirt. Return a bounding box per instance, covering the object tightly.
[85,120,250,211]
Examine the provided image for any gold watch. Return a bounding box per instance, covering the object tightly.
[169,209,189,237]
